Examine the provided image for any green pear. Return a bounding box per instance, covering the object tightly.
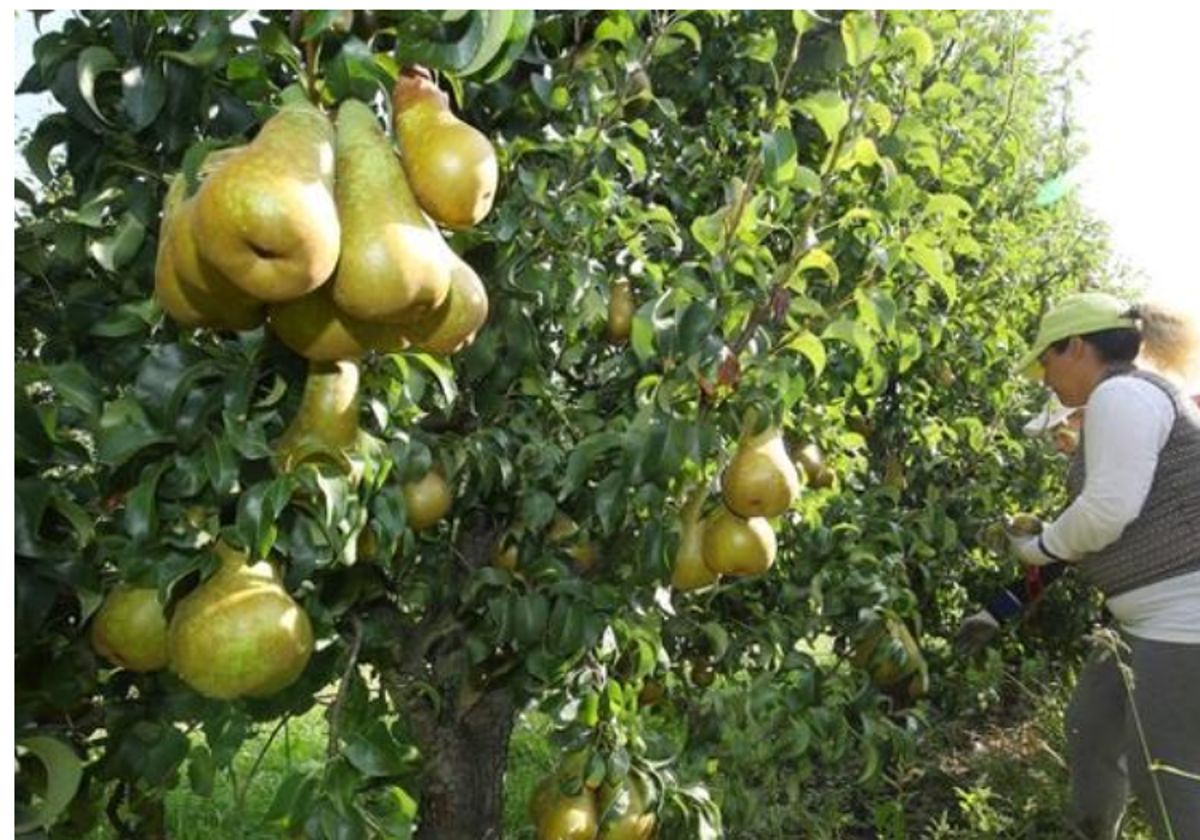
[671,490,718,591]
[852,618,925,688]
[269,284,409,361]
[597,775,657,840]
[168,542,314,700]
[701,506,776,577]
[400,253,489,356]
[90,585,169,672]
[275,360,362,474]
[403,469,452,531]
[795,442,835,489]
[606,277,634,345]
[192,98,340,303]
[536,789,599,840]
[722,426,801,518]
[169,194,267,330]
[392,69,498,229]
[155,178,214,327]
[331,100,452,324]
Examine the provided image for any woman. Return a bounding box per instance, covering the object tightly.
[1008,291,1200,840]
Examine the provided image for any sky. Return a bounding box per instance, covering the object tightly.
[8,9,1200,382]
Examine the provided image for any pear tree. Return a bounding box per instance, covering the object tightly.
[15,11,1106,839]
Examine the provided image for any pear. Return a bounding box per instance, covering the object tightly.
[169,194,267,330]
[168,542,314,700]
[192,97,340,303]
[90,585,169,673]
[403,469,453,531]
[392,69,498,229]
[852,618,925,688]
[400,254,489,356]
[722,426,800,518]
[701,507,777,576]
[155,178,221,328]
[796,443,835,489]
[537,789,599,840]
[269,284,409,361]
[671,490,718,591]
[331,100,452,324]
[275,360,362,474]
[606,277,634,345]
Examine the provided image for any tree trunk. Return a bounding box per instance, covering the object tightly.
[410,683,517,840]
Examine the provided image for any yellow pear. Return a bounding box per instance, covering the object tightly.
[392,69,498,229]
[722,426,800,518]
[852,618,925,688]
[671,490,718,591]
[606,277,634,345]
[795,443,835,489]
[403,469,452,531]
[90,585,169,673]
[269,284,409,361]
[275,360,362,474]
[154,178,227,329]
[192,97,340,303]
[400,254,489,356]
[701,507,776,577]
[331,99,452,325]
[168,542,314,699]
[537,790,599,840]
[169,194,267,330]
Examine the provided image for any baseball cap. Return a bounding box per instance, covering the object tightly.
[1016,292,1137,380]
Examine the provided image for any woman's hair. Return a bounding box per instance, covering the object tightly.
[1048,301,1200,380]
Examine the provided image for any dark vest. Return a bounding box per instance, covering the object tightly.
[1065,368,1200,597]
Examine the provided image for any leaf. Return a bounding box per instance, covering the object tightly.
[15,736,83,833]
[187,746,216,797]
[794,165,822,195]
[798,91,849,145]
[76,45,119,124]
[792,248,840,287]
[458,10,515,76]
[95,397,168,467]
[594,14,637,48]
[906,232,957,304]
[125,463,168,543]
[25,115,70,184]
[822,318,876,362]
[841,13,880,68]
[121,63,167,131]
[161,27,231,68]
[666,20,702,52]
[762,129,798,186]
[895,27,935,70]
[89,212,145,272]
[793,11,816,36]
[236,477,293,559]
[690,210,727,257]
[925,193,974,222]
[483,9,536,83]
[788,332,826,377]
[744,28,778,64]
[46,362,102,416]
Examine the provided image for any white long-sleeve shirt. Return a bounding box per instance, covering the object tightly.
[1041,376,1200,643]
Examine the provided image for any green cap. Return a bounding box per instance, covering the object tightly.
[1016,292,1137,379]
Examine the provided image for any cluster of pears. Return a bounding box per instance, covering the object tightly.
[671,422,802,590]
[154,70,496,363]
[90,542,315,701]
[528,754,656,840]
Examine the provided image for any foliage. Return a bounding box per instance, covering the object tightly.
[15,9,1112,838]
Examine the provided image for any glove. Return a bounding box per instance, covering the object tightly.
[954,609,1001,655]
[1007,531,1058,566]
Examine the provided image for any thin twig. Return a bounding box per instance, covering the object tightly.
[327,614,365,758]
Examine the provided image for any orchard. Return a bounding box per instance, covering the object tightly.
[15,11,1115,840]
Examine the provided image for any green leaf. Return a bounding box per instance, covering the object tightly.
[841,13,880,68]
[343,722,413,777]
[520,490,557,532]
[690,210,726,257]
[798,91,849,144]
[793,11,816,36]
[15,736,83,833]
[794,165,822,195]
[458,10,515,76]
[89,212,145,272]
[483,9,536,83]
[161,27,231,68]
[906,232,957,304]
[788,332,826,378]
[125,463,168,543]
[25,115,70,184]
[121,63,167,131]
[76,45,119,124]
[46,362,102,416]
[594,14,637,48]
[762,129,798,186]
[822,318,876,362]
[792,248,840,288]
[95,397,168,467]
[666,20,702,52]
[744,28,778,64]
[187,746,215,797]
[895,27,935,70]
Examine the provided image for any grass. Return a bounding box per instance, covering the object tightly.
[80,665,1156,840]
